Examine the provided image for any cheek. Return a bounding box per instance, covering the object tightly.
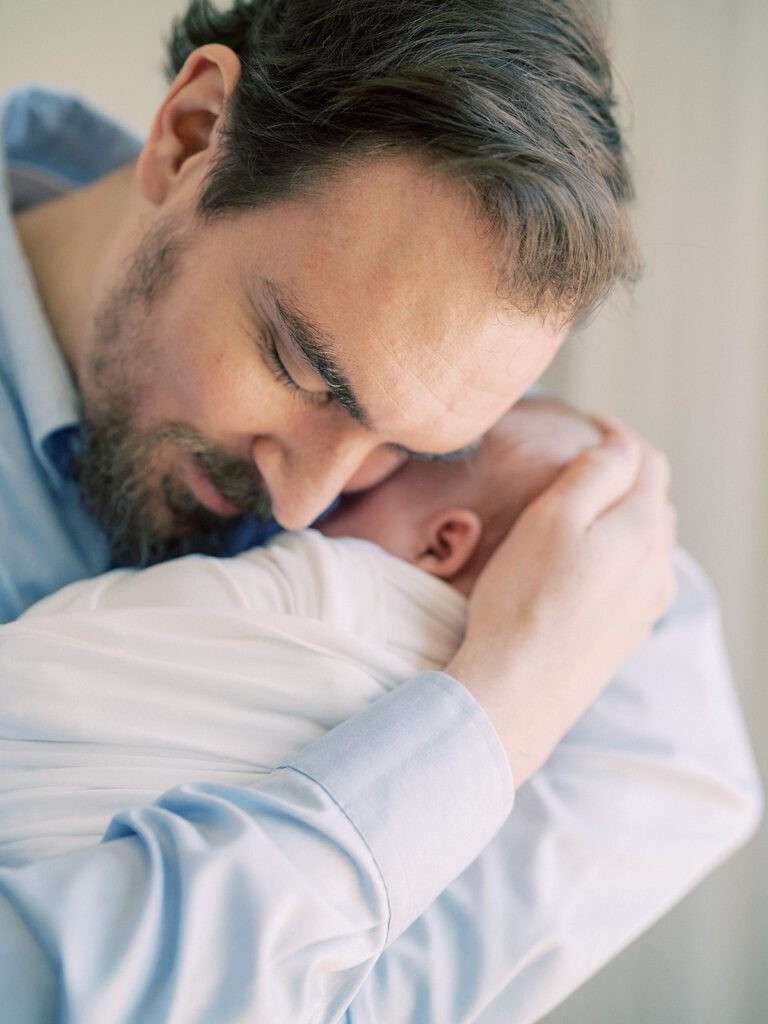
[137,301,271,436]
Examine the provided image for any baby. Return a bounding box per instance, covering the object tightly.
[0,402,757,1024]
[0,398,600,864]
[318,396,601,595]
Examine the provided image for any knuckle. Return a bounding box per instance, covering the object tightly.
[580,444,626,480]
[646,447,670,485]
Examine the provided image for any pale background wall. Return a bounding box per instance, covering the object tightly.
[1,2,765,1021]
[541,3,768,1023]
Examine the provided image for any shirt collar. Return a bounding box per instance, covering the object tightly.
[0,86,142,489]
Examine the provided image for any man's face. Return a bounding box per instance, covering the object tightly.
[77,155,565,565]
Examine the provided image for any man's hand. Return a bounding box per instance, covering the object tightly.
[446,423,677,787]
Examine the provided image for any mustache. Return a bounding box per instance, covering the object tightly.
[145,424,274,522]
[75,417,274,567]
[196,451,272,521]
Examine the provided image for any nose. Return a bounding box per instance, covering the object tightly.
[251,424,403,531]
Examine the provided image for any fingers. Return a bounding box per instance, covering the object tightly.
[588,411,627,436]
[599,442,679,617]
[601,442,672,531]
[586,412,675,540]
[534,427,643,530]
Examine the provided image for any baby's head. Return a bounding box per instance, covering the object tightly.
[318,398,601,596]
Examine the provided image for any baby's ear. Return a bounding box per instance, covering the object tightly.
[415,508,483,580]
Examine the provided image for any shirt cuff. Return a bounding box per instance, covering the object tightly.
[281,670,515,942]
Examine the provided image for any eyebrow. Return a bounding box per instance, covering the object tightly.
[264,278,371,427]
[261,277,485,464]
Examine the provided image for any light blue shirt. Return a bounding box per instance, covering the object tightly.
[0,88,762,1023]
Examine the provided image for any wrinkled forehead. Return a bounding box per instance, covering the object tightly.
[233,153,565,453]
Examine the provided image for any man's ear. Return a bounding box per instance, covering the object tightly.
[415,508,483,580]
[137,44,241,206]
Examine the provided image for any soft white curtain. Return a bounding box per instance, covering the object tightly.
[541,2,768,1021]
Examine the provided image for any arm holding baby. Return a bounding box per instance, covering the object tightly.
[452,411,676,784]
[0,400,759,1024]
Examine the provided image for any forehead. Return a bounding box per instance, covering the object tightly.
[225,155,564,451]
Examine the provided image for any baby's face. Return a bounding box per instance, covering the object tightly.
[318,398,601,586]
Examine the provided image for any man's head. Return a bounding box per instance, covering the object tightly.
[65,0,638,565]
[317,398,602,595]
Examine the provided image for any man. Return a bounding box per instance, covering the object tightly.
[0,1,760,1021]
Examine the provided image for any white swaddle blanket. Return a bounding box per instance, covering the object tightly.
[0,530,466,865]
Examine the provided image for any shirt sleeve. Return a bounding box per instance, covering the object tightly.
[0,672,513,1024]
[342,549,763,1023]
[0,551,760,1024]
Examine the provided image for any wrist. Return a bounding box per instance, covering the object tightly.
[445,650,543,786]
